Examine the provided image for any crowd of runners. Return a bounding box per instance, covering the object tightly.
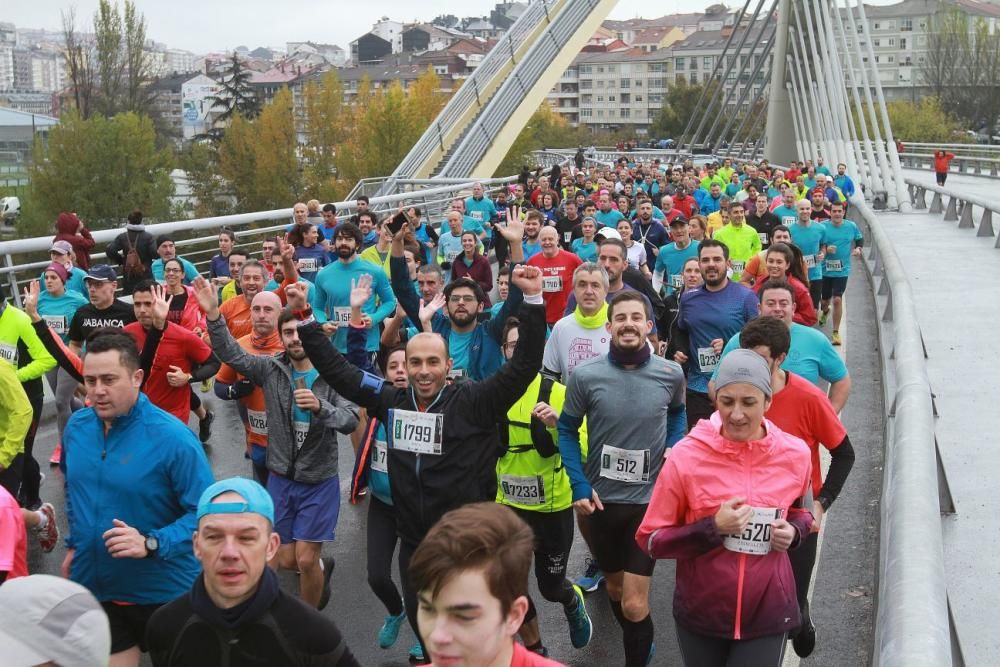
[0,153,863,667]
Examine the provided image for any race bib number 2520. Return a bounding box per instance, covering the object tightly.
[723,507,782,555]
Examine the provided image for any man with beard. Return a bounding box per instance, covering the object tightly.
[521,210,544,261]
[218,259,275,339]
[314,222,396,356]
[199,278,359,611]
[558,292,686,667]
[631,201,669,262]
[390,220,527,380]
[674,240,759,428]
[555,199,583,251]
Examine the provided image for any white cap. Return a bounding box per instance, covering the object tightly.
[596,226,622,241]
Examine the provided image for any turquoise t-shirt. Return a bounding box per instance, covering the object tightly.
[448,329,474,379]
[820,220,863,278]
[314,259,396,353]
[715,321,847,386]
[39,267,88,298]
[489,300,505,318]
[571,238,598,262]
[594,208,625,228]
[151,257,200,285]
[772,205,798,229]
[369,422,393,505]
[462,215,486,238]
[37,289,89,343]
[654,240,700,295]
[789,221,827,281]
[291,367,320,450]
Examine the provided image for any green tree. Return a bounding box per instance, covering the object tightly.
[22,111,173,235]
[856,97,964,143]
[217,113,258,211]
[179,142,234,218]
[209,54,261,124]
[89,0,153,117]
[650,78,721,140]
[250,87,301,211]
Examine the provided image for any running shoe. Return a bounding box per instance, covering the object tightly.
[566,584,593,648]
[818,309,829,327]
[832,331,842,346]
[574,558,604,593]
[49,443,62,466]
[200,378,212,393]
[646,641,656,666]
[198,411,215,443]
[793,602,817,657]
[318,556,336,610]
[38,502,59,553]
[408,641,427,664]
[378,610,406,649]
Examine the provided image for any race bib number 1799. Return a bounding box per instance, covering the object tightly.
[390,409,444,455]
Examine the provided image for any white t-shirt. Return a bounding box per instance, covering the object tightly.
[625,241,647,270]
[542,314,612,383]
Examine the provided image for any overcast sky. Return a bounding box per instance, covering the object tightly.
[9,0,900,54]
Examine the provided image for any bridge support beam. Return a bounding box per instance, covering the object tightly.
[959,202,975,229]
[977,209,995,238]
[944,196,959,222]
[764,0,796,165]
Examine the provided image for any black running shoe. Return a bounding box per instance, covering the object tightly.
[199,411,215,443]
[318,556,336,610]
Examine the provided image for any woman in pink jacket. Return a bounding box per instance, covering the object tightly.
[636,349,813,666]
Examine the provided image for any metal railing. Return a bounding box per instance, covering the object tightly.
[852,194,953,667]
[0,179,512,306]
[898,152,1000,178]
[438,0,604,178]
[905,179,1000,246]
[371,0,562,196]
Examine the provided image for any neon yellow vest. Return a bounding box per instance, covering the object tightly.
[495,374,587,512]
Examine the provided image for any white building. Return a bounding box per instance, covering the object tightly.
[371,17,404,54]
[30,52,63,92]
[165,49,199,75]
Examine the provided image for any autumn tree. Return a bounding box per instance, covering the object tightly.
[493,103,583,177]
[22,111,173,235]
[301,70,348,202]
[217,113,258,211]
[650,78,722,141]
[179,142,234,218]
[250,87,301,211]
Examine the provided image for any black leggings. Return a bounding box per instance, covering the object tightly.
[808,279,823,310]
[367,496,403,616]
[190,388,201,411]
[398,539,426,657]
[514,508,576,623]
[675,623,788,667]
[788,530,818,616]
[19,390,43,507]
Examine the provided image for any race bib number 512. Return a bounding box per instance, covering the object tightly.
[600,445,651,483]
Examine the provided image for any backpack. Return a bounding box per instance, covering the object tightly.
[123,232,146,279]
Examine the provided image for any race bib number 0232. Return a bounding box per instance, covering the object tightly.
[723,507,782,556]
[390,409,444,455]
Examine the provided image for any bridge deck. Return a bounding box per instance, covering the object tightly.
[876,201,1000,665]
[902,168,1000,207]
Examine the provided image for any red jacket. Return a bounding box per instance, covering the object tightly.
[52,213,95,270]
[450,252,493,307]
[636,414,813,640]
[934,152,955,173]
[753,274,816,326]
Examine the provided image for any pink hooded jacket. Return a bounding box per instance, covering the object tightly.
[636,413,812,641]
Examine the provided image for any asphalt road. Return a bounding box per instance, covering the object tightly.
[25,278,882,666]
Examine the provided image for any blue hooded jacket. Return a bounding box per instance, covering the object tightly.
[63,393,214,605]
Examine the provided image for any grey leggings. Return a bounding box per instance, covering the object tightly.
[676,623,787,667]
[46,366,82,443]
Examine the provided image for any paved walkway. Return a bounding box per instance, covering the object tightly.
[902,168,1000,208]
[877,201,1000,665]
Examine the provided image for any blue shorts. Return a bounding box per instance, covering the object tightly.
[267,473,341,544]
[821,276,849,299]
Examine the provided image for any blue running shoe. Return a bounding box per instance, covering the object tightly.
[408,640,426,664]
[646,641,656,666]
[566,584,593,648]
[378,610,406,649]
[574,557,605,593]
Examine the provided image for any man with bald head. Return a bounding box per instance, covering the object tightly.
[289,263,547,656]
[528,226,582,326]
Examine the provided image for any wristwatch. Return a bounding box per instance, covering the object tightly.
[144,534,159,558]
[816,496,832,511]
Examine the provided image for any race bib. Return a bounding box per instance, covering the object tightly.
[42,315,67,334]
[298,257,317,273]
[0,341,16,365]
[758,232,769,245]
[731,260,745,273]
[371,440,388,473]
[697,346,720,373]
[391,409,444,455]
[447,367,467,380]
[825,259,843,272]
[804,254,817,269]
[500,474,546,505]
[564,231,573,244]
[600,445,651,483]
[446,250,460,263]
[542,275,563,293]
[293,420,310,450]
[670,274,683,289]
[471,211,484,221]
[723,507,782,555]
[247,409,268,436]
[332,307,352,325]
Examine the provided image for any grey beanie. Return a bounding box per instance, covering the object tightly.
[715,349,773,399]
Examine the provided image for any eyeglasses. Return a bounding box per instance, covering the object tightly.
[164,268,183,274]
[448,295,478,304]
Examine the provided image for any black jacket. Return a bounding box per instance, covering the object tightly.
[299,301,546,546]
[146,569,358,667]
[106,229,157,292]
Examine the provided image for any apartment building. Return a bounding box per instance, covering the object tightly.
[574,50,674,136]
